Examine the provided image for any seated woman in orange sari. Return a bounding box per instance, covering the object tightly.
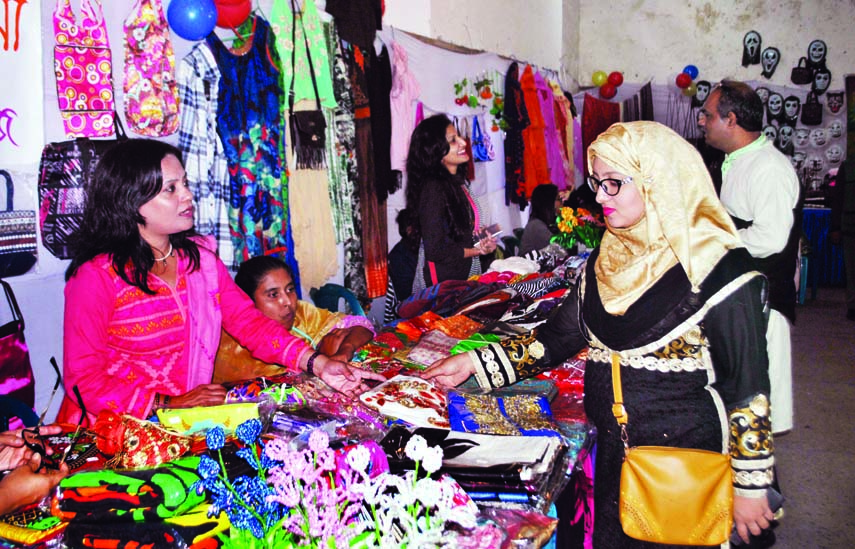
[213,256,375,384]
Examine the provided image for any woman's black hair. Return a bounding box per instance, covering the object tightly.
[234,255,293,298]
[404,114,472,241]
[530,184,559,227]
[66,139,200,293]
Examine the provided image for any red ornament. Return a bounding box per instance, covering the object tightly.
[215,0,251,29]
[599,83,617,99]
[607,71,623,87]
[675,72,692,89]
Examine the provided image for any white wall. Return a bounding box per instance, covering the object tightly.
[576,0,853,90]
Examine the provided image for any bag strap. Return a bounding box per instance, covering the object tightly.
[0,279,23,328]
[288,0,322,116]
[0,169,12,212]
[610,352,630,451]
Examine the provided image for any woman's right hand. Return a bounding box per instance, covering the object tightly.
[421,353,476,387]
[169,384,227,409]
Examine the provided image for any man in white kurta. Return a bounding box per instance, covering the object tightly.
[700,81,798,434]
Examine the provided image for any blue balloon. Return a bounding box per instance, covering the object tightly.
[167,0,217,41]
[682,64,699,80]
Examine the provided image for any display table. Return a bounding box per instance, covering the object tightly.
[802,207,845,299]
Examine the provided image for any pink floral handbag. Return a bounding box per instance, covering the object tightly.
[123,0,180,136]
[53,0,115,137]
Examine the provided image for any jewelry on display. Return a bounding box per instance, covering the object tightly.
[153,243,174,265]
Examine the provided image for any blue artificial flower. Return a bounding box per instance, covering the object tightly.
[236,447,260,470]
[198,454,221,480]
[236,418,263,445]
[206,426,226,451]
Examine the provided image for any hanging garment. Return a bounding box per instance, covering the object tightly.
[53,0,115,137]
[550,80,575,187]
[324,20,367,300]
[389,40,420,172]
[345,44,387,299]
[206,16,302,290]
[536,73,566,189]
[123,0,179,136]
[177,44,233,269]
[520,65,550,200]
[581,93,620,177]
[271,0,336,109]
[367,43,397,201]
[324,0,382,52]
[503,62,529,207]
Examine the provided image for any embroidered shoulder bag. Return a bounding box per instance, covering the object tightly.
[612,353,733,545]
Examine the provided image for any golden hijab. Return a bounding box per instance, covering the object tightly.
[587,121,743,315]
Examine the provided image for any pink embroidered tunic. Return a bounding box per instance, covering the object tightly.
[58,241,312,423]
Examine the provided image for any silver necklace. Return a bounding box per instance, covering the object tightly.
[153,243,174,265]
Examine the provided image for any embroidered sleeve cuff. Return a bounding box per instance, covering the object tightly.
[730,393,775,492]
[470,331,552,390]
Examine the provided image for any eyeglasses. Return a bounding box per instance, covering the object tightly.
[586,175,633,196]
[22,358,87,472]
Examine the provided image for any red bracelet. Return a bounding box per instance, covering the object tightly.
[306,350,322,376]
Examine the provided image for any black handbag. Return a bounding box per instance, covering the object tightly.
[287,0,326,170]
[0,170,37,278]
[790,57,812,85]
[800,91,823,126]
[37,116,127,258]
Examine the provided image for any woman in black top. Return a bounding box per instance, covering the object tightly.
[405,114,497,287]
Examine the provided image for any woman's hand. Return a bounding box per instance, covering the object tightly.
[313,355,384,397]
[478,234,498,255]
[0,453,68,515]
[733,493,775,544]
[0,425,64,470]
[318,327,374,362]
[170,384,227,409]
[420,354,476,388]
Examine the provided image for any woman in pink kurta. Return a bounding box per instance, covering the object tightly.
[58,139,381,424]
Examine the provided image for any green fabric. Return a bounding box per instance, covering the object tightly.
[721,135,766,179]
[450,333,502,355]
[271,0,337,110]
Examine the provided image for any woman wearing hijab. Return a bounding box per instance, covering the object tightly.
[423,121,776,547]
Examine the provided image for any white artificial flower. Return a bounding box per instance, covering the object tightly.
[420,446,443,474]
[413,477,441,508]
[346,445,371,473]
[404,435,428,461]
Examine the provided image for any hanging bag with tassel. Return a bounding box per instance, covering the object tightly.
[287,0,326,169]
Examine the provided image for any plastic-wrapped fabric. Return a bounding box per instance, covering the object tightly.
[447,392,562,437]
[405,330,461,368]
[359,375,449,428]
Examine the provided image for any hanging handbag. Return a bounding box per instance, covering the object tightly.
[471,114,495,162]
[287,0,327,169]
[0,171,37,278]
[800,91,823,126]
[37,117,127,259]
[611,353,733,545]
[123,0,180,136]
[0,279,35,410]
[790,57,812,85]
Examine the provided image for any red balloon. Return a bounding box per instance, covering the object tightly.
[599,83,617,99]
[215,0,251,28]
[608,71,624,87]
[675,72,692,89]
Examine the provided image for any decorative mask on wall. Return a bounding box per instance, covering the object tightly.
[806,39,828,72]
[755,87,771,104]
[742,31,762,67]
[794,128,810,147]
[782,95,801,126]
[806,154,825,173]
[763,125,778,142]
[791,151,806,170]
[810,128,828,147]
[825,91,844,114]
[812,68,832,95]
[777,125,794,155]
[828,120,843,139]
[760,47,781,79]
[692,80,712,108]
[826,145,843,164]
[766,93,784,124]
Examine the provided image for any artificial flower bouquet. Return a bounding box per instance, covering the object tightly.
[551,207,605,251]
[195,419,485,548]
